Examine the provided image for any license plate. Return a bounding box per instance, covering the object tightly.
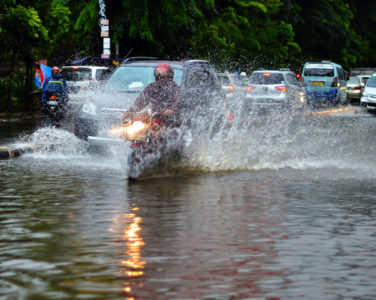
[312,81,324,86]
[47,101,58,105]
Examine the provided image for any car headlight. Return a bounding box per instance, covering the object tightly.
[82,102,97,115]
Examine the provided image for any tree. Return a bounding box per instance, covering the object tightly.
[0,3,48,110]
[293,0,365,69]
[189,0,300,71]
[348,0,376,67]
[72,0,301,71]
[0,0,71,110]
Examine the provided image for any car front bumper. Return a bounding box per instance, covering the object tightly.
[361,94,376,110]
[346,90,362,100]
[74,114,99,140]
[305,88,338,101]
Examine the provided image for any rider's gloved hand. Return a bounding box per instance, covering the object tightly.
[123,111,133,123]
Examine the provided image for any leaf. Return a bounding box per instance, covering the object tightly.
[234,0,267,13]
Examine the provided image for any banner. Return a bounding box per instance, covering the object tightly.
[35,62,51,89]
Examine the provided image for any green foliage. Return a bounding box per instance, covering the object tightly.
[0,72,26,110]
[234,0,267,13]
[73,0,99,55]
[0,0,71,111]
[0,5,48,54]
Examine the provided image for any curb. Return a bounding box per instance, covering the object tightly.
[0,143,56,160]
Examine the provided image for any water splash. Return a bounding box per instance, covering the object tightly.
[9,92,369,179]
[22,127,88,155]
[176,92,366,174]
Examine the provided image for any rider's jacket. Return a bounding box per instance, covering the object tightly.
[128,79,182,121]
[40,73,69,105]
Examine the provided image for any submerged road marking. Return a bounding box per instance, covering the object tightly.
[308,106,357,116]
[0,146,22,159]
[0,143,57,160]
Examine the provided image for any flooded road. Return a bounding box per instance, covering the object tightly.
[1,109,376,299]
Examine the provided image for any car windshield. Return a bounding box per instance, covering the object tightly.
[347,77,360,84]
[359,76,370,85]
[219,75,231,85]
[61,68,92,81]
[303,66,334,77]
[104,66,183,92]
[366,76,376,88]
[95,69,112,81]
[248,73,284,84]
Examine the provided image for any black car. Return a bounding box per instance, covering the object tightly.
[74,58,225,140]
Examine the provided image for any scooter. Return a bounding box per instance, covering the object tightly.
[44,94,68,127]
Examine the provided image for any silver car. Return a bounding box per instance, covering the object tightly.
[360,73,376,112]
[61,66,113,108]
[244,69,306,112]
[346,76,362,104]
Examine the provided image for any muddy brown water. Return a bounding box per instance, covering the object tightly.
[1,111,376,299]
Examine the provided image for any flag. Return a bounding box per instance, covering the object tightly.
[35,62,52,88]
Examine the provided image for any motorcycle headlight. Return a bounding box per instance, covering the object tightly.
[82,102,97,115]
[109,126,127,137]
[131,121,146,133]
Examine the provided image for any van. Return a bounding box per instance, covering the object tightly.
[301,61,348,106]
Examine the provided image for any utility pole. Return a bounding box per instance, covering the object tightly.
[99,0,110,59]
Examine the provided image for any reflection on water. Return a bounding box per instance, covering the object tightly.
[107,205,147,298]
[121,209,146,277]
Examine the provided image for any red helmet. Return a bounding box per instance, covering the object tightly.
[52,66,60,75]
[154,63,174,80]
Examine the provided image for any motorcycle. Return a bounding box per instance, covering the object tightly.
[43,94,68,127]
[106,111,182,179]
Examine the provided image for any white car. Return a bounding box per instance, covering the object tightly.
[360,73,376,112]
[245,69,306,112]
[357,74,370,88]
[61,66,113,108]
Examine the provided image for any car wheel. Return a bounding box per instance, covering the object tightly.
[74,121,92,140]
[74,125,88,140]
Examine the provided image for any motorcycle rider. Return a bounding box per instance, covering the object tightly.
[239,71,248,86]
[123,63,182,127]
[40,66,69,111]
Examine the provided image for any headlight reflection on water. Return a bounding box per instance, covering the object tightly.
[108,206,146,297]
[122,210,146,276]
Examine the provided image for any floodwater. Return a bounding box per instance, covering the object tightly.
[1,107,376,299]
